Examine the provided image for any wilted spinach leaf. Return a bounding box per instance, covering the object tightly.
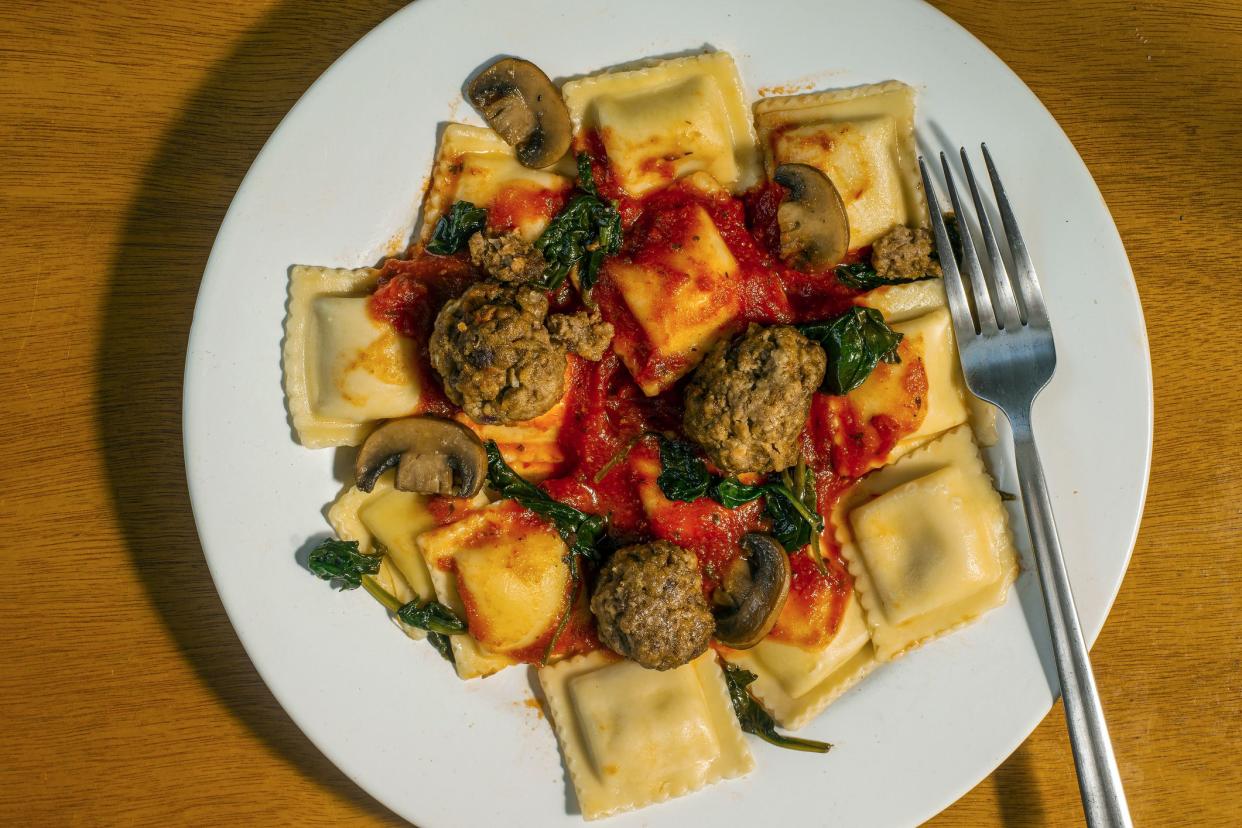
[577,152,602,198]
[835,262,936,291]
[359,574,468,638]
[709,477,769,509]
[764,485,813,551]
[654,438,826,571]
[722,661,832,753]
[397,600,468,635]
[308,538,381,590]
[656,435,712,502]
[426,200,487,255]
[535,153,622,291]
[799,307,903,395]
[307,536,466,666]
[934,212,964,264]
[485,440,605,568]
[427,631,455,662]
[485,440,607,662]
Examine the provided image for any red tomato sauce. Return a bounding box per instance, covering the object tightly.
[540,353,677,539]
[356,139,931,660]
[455,568,599,666]
[427,494,485,526]
[589,270,695,395]
[368,255,476,418]
[486,183,567,235]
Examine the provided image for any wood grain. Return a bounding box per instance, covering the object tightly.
[0,1,1237,825]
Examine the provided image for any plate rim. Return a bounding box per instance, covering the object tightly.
[181,0,1154,823]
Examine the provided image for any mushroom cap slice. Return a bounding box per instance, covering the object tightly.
[466,58,572,170]
[774,163,850,272]
[354,416,487,498]
[713,532,792,649]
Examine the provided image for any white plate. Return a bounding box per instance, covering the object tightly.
[183,0,1152,824]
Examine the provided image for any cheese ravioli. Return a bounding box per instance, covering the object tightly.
[719,592,876,729]
[328,470,489,604]
[835,425,1018,660]
[417,501,572,679]
[283,265,424,448]
[755,81,925,248]
[855,283,999,446]
[420,124,573,244]
[563,52,761,196]
[539,650,753,820]
[600,176,743,395]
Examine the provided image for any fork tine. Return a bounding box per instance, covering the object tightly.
[982,144,1050,328]
[918,157,979,346]
[937,153,999,334]
[960,148,1023,330]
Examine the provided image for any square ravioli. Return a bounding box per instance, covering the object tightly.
[539,651,753,820]
[455,361,577,481]
[719,592,876,729]
[816,306,972,477]
[283,265,425,448]
[754,81,925,248]
[328,470,489,603]
[854,284,999,446]
[597,189,743,395]
[835,425,1018,660]
[892,307,971,444]
[417,501,571,679]
[419,124,573,244]
[854,278,946,324]
[562,52,761,196]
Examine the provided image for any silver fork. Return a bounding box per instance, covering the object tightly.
[919,147,1132,828]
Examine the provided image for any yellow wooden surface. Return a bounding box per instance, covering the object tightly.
[0,1,1238,825]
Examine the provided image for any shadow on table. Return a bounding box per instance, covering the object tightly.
[993,740,1048,827]
[97,1,409,823]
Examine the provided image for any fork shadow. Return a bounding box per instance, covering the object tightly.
[96,1,410,823]
[993,740,1049,827]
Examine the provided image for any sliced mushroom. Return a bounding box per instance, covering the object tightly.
[774,163,850,272]
[466,58,571,169]
[712,533,792,649]
[354,416,487,497]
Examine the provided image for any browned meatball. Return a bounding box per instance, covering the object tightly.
[429,281,565,424]
[467,230,547,284]
[870,225,943,278]
[547,309,614,361]
[683,325,825,474]
[590,541,713,671]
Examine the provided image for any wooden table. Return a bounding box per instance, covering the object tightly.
[1,1,1238,824]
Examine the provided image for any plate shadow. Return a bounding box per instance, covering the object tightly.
[97,1,410,823]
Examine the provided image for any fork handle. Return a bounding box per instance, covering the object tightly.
[1012,424,1132,827]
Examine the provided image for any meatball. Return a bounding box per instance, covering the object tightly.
[590,541,713,671]
[467,230,547,284]
[683,325,825,474]
[429,281,566,424]
[547,309,614,361]
[870,225,943,278]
